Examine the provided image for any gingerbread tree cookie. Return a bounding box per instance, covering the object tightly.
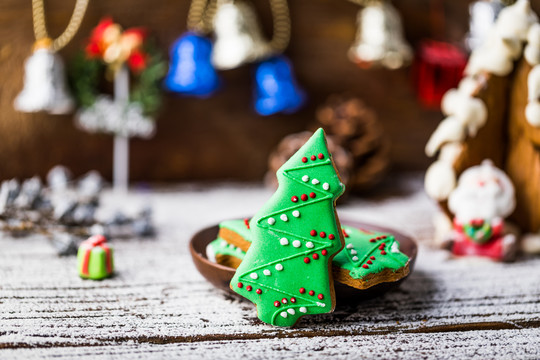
[231,128,345,327]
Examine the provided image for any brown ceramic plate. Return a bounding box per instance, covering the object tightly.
[190,219,417,303]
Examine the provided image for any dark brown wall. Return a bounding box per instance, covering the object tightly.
[0,0,529,182]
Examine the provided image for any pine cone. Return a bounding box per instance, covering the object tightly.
[314,94,390,192]
[265,131,354,193]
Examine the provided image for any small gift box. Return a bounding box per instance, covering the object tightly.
[77,235,114,280]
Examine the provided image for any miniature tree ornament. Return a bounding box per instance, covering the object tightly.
[231,128,345,327]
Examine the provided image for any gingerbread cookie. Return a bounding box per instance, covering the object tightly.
[218,219,252,251]
[332,225,410,289]
[231,128,345,327]
[206,237,245,269]
[209,224,410,290]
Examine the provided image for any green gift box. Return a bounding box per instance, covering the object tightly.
[77,235,114,280]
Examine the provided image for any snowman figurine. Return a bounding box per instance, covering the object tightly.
[447,160,517,261]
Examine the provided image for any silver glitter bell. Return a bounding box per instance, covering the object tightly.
[14,43,75,114]
[211,0,272,70]
[348,1,413,70]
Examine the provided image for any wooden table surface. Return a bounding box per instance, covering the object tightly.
[1,174,539,359]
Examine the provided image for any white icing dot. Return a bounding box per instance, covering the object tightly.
[280,214,288,222]
[280,238,289,246]
[280,312,288,318]
[352,256,359,261]
[263,269,271,276]
[275,264,284,271]
[323,183,330,190]
[306,241,314,248]
[292,210,300,218]
[299,307,307,313]
[250,273,258,279]
[350,249,357,255]
[391,242,400,253]
[268,218,276,225]
[311,179,320,185]
[346,243,353,249]
[317,302,326,307]
[287,308,296,315]
[302,175,309,182]
[292,240,301,248]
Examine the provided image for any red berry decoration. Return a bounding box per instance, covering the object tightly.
[367,260,372,264]
[363,264,369,269]
[282,298,288,304]
[302,157,308,163]
[256,289,262,294]
[321,249,328,256]
[304,257,310,264]
[329,234,335,240]
[318,294,324,300]
[301,194,308,201]
[309,290,315,296]
[310,229,317,236]
[370,256,375,260]
[381,250,387,255]
[237,282,243,288]
[318,153,324,159]
[311,155,316,161]
[320,231,326,238]
[246,285,252,291]
[313,253,319,260]
[274,301,281,307]
[290,297,296,303]
[291,196,299,203]
[299,287,306,294]
[309,192,316,198]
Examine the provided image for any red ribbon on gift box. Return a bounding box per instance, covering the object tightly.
[81,235,112,276]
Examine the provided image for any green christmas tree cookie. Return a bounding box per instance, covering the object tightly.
[231,128,345,327]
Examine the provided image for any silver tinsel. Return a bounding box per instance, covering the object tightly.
[75,96,155,138]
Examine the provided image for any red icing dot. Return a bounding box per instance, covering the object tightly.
[309,290,315,296]
[301,194,308,201]
[311,155,316,161]
[290,297,296,303]
[342,229,350,238]
[370,256,376,260]
[329,234,335,240]
[291,196,299,203]
[321,249,328,256]
[304,257,311,264]
[302,157,308,163]
[237,282,243,288]
[309,192,316,198]
[246,285,252,291]
[381,250,387,255]
[244,218,250,229]
[274,301,281,307]
[370,238,376,243]
[256,289,262,294]
[367,260,373,265]
[379,244,386,250]
[313,253,319,260]
[363,264,369,269]
[318,294,324,300]
[282,298,288,304]
[299,288,306,294]
[310,229,317,236]
[382,235,387,239]
[318,153,324,159]
[319,231,326,238]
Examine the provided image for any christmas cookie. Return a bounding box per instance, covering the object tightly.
[206,237,245,269]
[231,128,345,327]
[209,224,410,290]
[218,219,252,251]
[332,225,410,289]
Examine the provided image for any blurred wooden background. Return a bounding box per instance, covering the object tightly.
[0,0,529,183]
